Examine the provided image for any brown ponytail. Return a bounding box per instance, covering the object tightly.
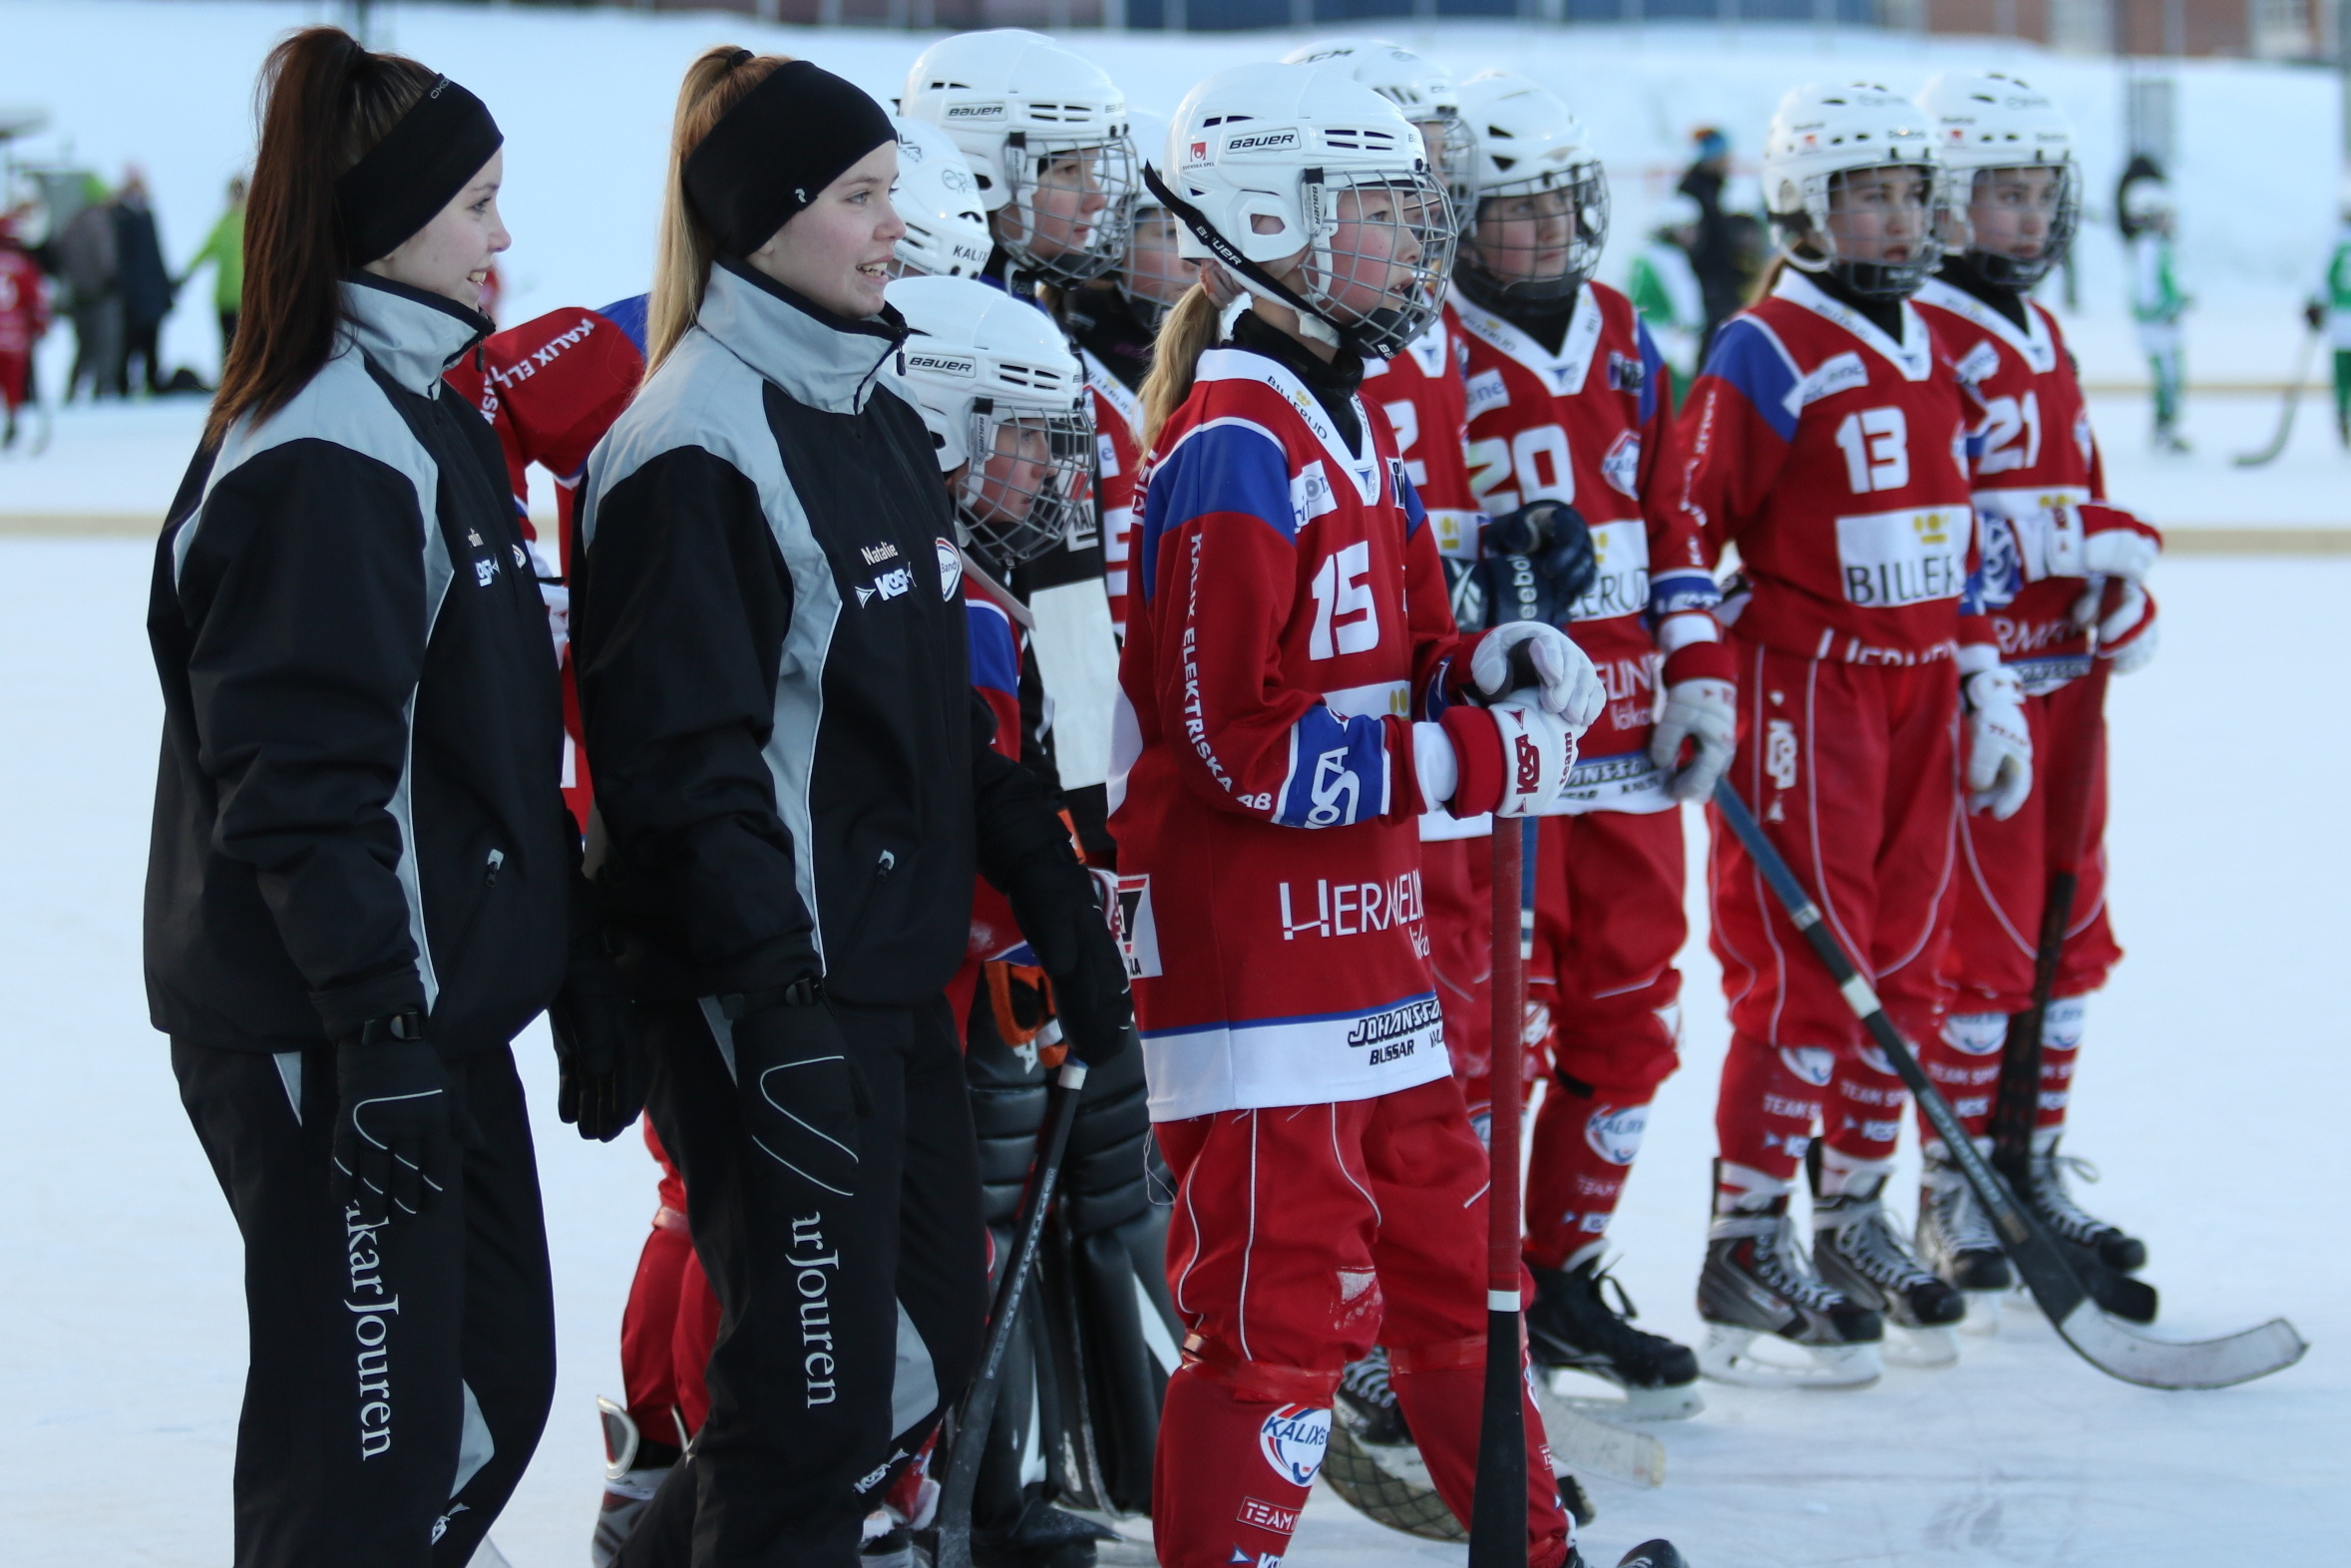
[644,47,790,378]
[204,27,435,447]
[1138,282,1221,451]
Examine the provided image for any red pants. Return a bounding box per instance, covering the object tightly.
[1521,808,1686,1270]
[1153,1077,1569,1568]
[618,1121,719,1444]
[0,349,26,415]
[1709,637,1960,1177]
[1422,835,1498,1111]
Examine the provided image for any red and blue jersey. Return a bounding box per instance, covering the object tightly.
[1111,344,1471,1121]
[1360,304,1482,565]
[1674,270,1990,666]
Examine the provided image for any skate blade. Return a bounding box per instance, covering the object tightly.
[1886,1325,1960,1370]
[1697,1326,1882,1389]
[1528,1377,1669,1489]
[1536,1366,1706,1422]
[1959,1290,2005,1337]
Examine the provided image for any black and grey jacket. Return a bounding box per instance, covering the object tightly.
[574,258,1066,1007]
[146,273,573,1054]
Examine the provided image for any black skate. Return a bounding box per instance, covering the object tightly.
[1613,1542,1689,1568]
[973,1497,1117,1568]
[1527,1258,1703,1419]
[1336,1345,1412,1445]
[592,1396,675,1568]
[1809,1170,1965,1368]
[1917,1149,2015,1303]
[2026,1139,2148,1273]
[1697,1186,1883,1389]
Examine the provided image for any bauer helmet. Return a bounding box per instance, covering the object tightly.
[1762,81,1945,300]
[888,274,1095,568]
[1279,38,1476,221]
[887,116,993,280]
[1451,70,1610,310]
[1118,109,1194,326]
[1916,71,2080,288]
[1149,62,1457,360]
[900,30,1138,288]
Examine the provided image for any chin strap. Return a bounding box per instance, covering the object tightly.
[1146,163,1350,349]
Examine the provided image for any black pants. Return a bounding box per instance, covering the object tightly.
[619,995,988,1568]
[173,1038,556,1568]
[121,320,164,395]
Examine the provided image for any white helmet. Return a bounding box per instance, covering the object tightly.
[889,116,992,280]
[887,274,1095,568]
[1278,38,1475,218]
[1915,71,2080,287]
[1149,61,1456,360]
[900,30,1138,287]
[1762,81,1945,299]
[1451,70,1609,310]
[1118,108,1193,325]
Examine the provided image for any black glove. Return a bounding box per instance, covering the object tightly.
[1475,502,1597,629]
[331,1012,457,1224]
[726,982,864,1199]
[1002,850,1132,1066]
[2306,300,2327,333]
[548,900,649,1143]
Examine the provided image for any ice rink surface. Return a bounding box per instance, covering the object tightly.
[0,543,2342,1566]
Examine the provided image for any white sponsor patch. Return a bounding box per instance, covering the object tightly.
[1584,1104,1649,1166]
[1290,460,1340,530]
[1789,351,1867,413]
[1114,874,1162,979]
[1600,430,1641,498]
[1564,520,1650,622]
[935,538,963,600]
[1258,1404,1332,1487]
[1464,367,1510,421]
[1833,506,1971,608]
[1780,1045,1836,1087]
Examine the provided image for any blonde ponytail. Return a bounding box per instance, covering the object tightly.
[645,46,790,378]
[1138,283,1222,451]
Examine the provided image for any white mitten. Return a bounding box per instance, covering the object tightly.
[1470,622,1606,734]
[1963,665,2033,820]
[1488,696,1579,817]
[1649,677,1737,803]
[2103,612,2159,675]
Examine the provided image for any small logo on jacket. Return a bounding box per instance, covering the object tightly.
[937,538,964,599]
[856,567,913,606]
[1257,1404,1331,1487]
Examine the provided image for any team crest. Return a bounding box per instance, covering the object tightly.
[1601,430,1642,498]
[1257,1404,1331,1488]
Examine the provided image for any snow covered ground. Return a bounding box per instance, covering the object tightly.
[1,551,2344,1567]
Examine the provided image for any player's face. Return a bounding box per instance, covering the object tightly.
[972,421,1053,524]
[1825,165,1930,266]
[1473,189,1576,285]
[753,142,907,318]
[1318,185,1431,319]
[365,151,509,311]
[1123,209,1197,309]
[1969,166,2064,260]
[1007,148,1113,261]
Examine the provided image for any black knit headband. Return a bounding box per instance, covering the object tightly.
[682,60,898,258]
[337,76,504,264]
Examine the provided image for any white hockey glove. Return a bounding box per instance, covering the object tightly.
[2071,506,2160,646]
[1469,621,1606,735]
[2103,611,2159,676]
[1487,696,1579,817]
[1649,677,1738,804]
[1962,665,2034,820]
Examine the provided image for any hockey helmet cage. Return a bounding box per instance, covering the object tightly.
[1150,62,1457,360]
[900,30,1138,287]
[1279,38,1476,222]
[1119,108,1194,325]
[886,274,1096,569]
[1452,70,1610,309]
[1762,81,1946,300]
[1916,71,2080,287]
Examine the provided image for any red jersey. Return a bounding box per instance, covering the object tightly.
[1081,348,1145,638]
[1676,270,1989,666]
[0,245,47,358]
[1112,344,1469,1120]
[1912,279,2115,694]
[1454,282,1733,811]
[1361,304,1481,566]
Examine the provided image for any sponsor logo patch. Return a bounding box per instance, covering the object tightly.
[936,537,963,600]
[1237,1496,1300,1533]
[1780,1045,1835,1087]
[1256,1403,1331,1487]
[1584,1103,1649,1166]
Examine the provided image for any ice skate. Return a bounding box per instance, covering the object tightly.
[1697,1178,1883,1389]
[1917,1148,2011,1333]
[1336,1345,1411,1445]
[591,1397,673,1568]
[1808,1157,1965,1369]
[1527,1256,1704,1419]
[1611,1542,1688,1568]
[974,1496,1118,1568]
[861,1511,927,1568]
[2025,1135,2148,1273]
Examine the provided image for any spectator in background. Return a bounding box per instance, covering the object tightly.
[114,167,174,396]
[59,177,120,401]
[0,208,50,448]
[1627,192,1704,407]
[184,175,245,358]
[2306,190,2351,450]
[2123,177,2189,453]
[1678,126,1743,359]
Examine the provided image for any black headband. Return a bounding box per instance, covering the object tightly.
[337,76,503,264]
[683,60,898,257]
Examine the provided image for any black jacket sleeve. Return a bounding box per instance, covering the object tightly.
[176,440,433,1035]
[971,686,1077,892]
[574,446,819,995]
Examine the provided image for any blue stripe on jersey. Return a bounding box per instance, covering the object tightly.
[1139,420,1297,603]
[966,602,1019,697]
[1275,703,1388,829]
[1392,461,1427,537]
[1634,317,1667,428]
[598,293,650,357]
[1650,568,1722,620]
[1701,316,1800,444]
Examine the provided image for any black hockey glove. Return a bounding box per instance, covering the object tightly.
[331,1012,457,1225]
[1475,502,1598,629]
[1003,849,1133,1067]
[724,980,865,1200]
[548,895,649,1143]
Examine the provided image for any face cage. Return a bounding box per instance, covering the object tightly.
[1117,204,1193,329]
[1002,135,1141,288]
[1458,161,1611,306]
[1418,112,1478,231]
[1297,167,1459,361]
[1788,162,1948,301]
[957,402,1097,569]
[1959,163,2081,289]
